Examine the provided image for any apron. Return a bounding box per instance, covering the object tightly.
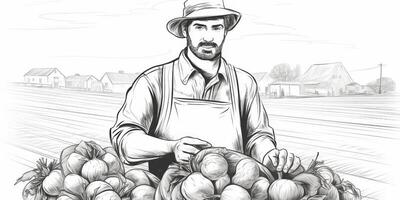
[148,60,243,178]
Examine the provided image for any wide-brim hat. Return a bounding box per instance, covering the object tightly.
[167,0,241,38]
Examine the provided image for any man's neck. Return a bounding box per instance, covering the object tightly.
[186,48,220,80]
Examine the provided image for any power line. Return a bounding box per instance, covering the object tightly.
[349,66,381,72]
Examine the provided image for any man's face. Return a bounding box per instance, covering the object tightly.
[185,18,227,60]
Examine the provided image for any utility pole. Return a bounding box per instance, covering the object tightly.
[378,63,383,94]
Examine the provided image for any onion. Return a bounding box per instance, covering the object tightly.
[65,153,88,175]
[181,172,214,200]
[220,185,251,200]
[316,166,335,184]
[105,176,125,193]
[250,177,270,200]
[85,181,113,200]
[293,173,321,196]
[130,185,156,200]
[214,174,230,194]
[102,152,124,175]
[171,182,185,200]
[232,158,260,189]
[120,179,136,198]
[318,184,339,200]
[125,169,151,186]
[268,179,305,200]
[42,169,64,196]
[81,158,108,182]
[200,153,228,180]
[94,190,121,200]
[63,174,89,198]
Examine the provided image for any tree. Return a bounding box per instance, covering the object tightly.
[367,77,396,93]
[269,63,300,81]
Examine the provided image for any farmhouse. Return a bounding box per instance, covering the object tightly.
[345,82,362,94]
[298,62,353,96]
[269,82,302,98]
[65,74,103,92]
[252,72,273,95]
[24,68,66,88]
[101,71,140,93]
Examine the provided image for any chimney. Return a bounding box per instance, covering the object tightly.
[118,70,124,74]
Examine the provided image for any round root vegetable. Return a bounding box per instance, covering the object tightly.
[130,185,156,200]
[85,181,113,200]
[250,177,270,200]
[214,174,230,194]
[232,158,260,189]
[81,158,109,182]
[102,148,124,175]
[220,185,251,200]
[105,175,125,193]
[293,173,321,196]
[181,172,214,200]
[65,153,89,175]
[171,182,185,200]
[63,174,89,198]
[200,153,228,180]
[125,169,151,186]
[318,185,339,200]
[94,190,122,200]
[119,179,136,198]
[57,191,80,200]
[42,169,64,196]
[268,179,305,200]
[315,166,335,185]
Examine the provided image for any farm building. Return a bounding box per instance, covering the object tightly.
[252,72,273,95]
[24,68,66,88]
[100,71,140,93]
[65,74,103,92]
[345,82,362,94]
[298,62,353,96]
[269,82,302,98]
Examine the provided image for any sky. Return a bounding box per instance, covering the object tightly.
[1,0,399,87]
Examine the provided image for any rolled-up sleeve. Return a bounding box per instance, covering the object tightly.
[243,78,276,163]
[109,74,156,164]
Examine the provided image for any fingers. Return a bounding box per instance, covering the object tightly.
[180,144,200,155]
[283,153,294,173]
[276,149,288,172]
[288,156,301,173]
[266,149,279,167]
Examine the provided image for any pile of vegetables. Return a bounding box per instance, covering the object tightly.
[156,148,362,200]
[15,141,159,200]
[16,142,361,200]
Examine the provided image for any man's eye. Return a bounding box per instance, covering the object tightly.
[213,26,223,31]
[195,26,204,30]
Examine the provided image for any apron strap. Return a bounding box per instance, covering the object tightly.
[224,61,244,152]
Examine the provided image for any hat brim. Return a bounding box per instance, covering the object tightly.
[167,8,241,38]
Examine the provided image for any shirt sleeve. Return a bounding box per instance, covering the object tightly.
[242,77,277,163]
[109,74,157,164]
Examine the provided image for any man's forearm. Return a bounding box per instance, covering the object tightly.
[116,130,176,164]
[246,133,276,163]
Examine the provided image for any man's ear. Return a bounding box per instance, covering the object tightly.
[182,26,188,37]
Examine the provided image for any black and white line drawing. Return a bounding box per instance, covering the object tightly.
[3,0,399,199]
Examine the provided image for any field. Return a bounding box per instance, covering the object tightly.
[5,84,400,200]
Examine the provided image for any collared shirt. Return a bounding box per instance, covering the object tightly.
[110,50,276,164]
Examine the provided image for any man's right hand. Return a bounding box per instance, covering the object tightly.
[172,137,212,164]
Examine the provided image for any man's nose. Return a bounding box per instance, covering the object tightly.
[202,30,214,42]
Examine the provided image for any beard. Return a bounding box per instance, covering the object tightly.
[187,37,224,61]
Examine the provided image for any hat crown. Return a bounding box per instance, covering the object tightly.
[183,0,226,16]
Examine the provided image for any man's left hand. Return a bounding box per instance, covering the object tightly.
[262,148,301,173]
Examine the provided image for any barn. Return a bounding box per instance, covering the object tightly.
[269,82,302,98]
[100,71,140,93]
[65,74,103,92]
[345,82,362,94]
[24,68,66,88]
[298,62,353,96]
[252,72,273,95]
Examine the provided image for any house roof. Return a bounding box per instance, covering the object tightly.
[24,68,61,77]
[66,75,98,82]
[346,82,360,86]
[102,72,140,84]
[298,62,353,84]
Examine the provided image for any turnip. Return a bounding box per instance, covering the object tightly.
[63,174,89,198]
[214,174,230,194]
[220,185,251,200]
[250,177,270,200]
[42,169,64,196]
[85,181,113,200]
[315,166,335,185]
[105,175,125,193]
[94,190,121,200]
[181,172,214,200]
[268,179,305,200]
[171,182,185,200]
[200,153,228,180]
[130,185,156,200]
[318,184,339,200]
[119,179,136,198]
[65,153,89,175]
[232,158,260,189]
[102,147,124,175]
[125,169,151,186]
[81,158,108,182]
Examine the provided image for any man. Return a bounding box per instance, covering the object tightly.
[110,0,301,179]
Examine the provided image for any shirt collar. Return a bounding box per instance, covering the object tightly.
[178,49,227,84]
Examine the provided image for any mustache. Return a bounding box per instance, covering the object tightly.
[198,41,218,48]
